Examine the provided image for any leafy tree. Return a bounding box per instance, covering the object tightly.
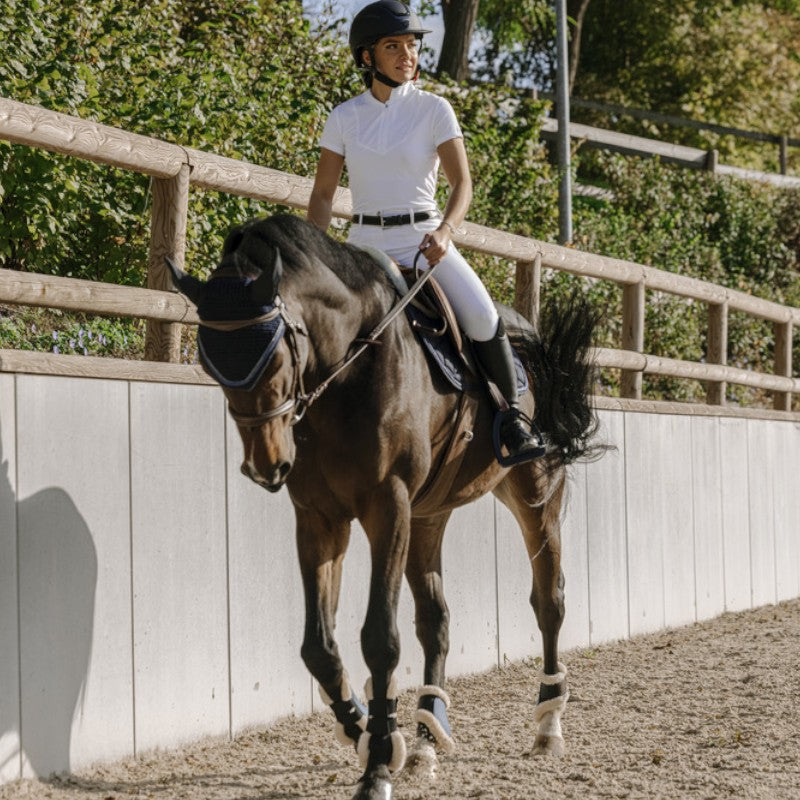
[436,0,479,81]
[574,1,800,171]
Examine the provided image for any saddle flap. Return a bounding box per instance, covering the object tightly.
[399,266,463,354]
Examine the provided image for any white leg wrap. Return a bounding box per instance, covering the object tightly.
[537,661,568,686]
[414,685,456,754]
[535,662,568,742]
[357,676,407,773]
[357,728,407,773]
[533,692,569,739]
[408,740,438,780]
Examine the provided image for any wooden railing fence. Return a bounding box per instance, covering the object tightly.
[539,118,800,190]
[539,92,800,178]
[0,96,798,414]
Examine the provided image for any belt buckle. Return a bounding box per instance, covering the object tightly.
[379,211,386,228]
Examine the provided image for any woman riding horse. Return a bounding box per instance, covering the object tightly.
[167,5,602,798]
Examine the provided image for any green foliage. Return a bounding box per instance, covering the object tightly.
[445,86,557,239]
[575,1,800,172]
[473,0,555,86]
[0,1,797,409]
[574,154,800,401]
[0,0,358,282]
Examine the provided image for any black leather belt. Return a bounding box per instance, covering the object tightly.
[352,211,435,227]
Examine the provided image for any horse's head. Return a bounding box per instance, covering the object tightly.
[168,222,306,493]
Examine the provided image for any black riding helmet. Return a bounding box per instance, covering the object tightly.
[349,1,431,88]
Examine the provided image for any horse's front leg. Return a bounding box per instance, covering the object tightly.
[495,466,570,757]
[295,508,368,751]
[353,477,412,800]
[404,511,455,779]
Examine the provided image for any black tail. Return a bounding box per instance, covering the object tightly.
[508,292,604,464]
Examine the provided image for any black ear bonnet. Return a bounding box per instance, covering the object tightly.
[197,278,286,391]
[196,230,286,391]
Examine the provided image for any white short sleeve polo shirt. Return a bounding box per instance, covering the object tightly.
[319,82,462,215]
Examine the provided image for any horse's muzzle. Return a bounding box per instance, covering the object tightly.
[241,459,292,492]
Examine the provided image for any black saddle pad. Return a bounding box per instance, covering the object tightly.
[406,305,529,394]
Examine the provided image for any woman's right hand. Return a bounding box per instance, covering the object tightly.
[419,225,452,266]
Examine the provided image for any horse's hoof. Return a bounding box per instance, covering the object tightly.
[352,765,393,800]
[532,733,565,757]
[405,739,438,780]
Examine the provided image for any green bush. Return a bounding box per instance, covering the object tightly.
[574,153,800,403]
[0,3,797,408]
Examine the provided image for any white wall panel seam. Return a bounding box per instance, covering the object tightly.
[717,419,728,611]
[746,419,753,608]
[13,375,22,781]
[492,498,501,668]
[771,429,779,603]
[582,459,592,642]
[126,381,138,756]
[689,419,698,623]
[223,404,233,741]
[622,411,631,639]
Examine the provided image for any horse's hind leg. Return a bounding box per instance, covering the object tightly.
[404,511,455,778]
[494,465,569,757]
[295,508,367,751]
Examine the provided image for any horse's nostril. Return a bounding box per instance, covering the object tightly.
[278,461,291,480]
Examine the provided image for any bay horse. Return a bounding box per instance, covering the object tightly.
[168,213,600,800]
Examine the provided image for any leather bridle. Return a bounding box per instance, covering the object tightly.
[209,251,438,430]
[205,295,311,429]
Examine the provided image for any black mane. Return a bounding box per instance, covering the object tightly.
[217,213,392,295]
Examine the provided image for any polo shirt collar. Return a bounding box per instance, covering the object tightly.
[366,80,416,107]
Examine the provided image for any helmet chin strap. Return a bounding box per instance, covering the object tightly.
[373,68,403,88]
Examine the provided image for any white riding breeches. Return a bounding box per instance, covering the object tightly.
[347,216,500,342]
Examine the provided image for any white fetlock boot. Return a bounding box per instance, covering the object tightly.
[533,661,568,756]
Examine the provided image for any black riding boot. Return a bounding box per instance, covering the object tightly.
[472,320,545,463]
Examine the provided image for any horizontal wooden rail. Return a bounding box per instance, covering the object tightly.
[592,347,800,394]
[540,118,800,189]
[0,349,214,384]
[0,95,797,410]
[457,224,800,325]
[1,95,797,324]
[1,348,796,422]
[0,97,185,178]
[540,92,800,149]
[0,268,199,324]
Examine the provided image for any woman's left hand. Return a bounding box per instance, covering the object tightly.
[419,225,451,266]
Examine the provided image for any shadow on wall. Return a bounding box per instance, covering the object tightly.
[0,426,97,779]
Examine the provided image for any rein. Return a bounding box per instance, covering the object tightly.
[218,250,438,428]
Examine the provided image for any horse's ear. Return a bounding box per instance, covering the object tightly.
[250,246,282,306]
[164,256,205,307]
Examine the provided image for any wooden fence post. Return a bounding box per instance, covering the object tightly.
[780,134,788,175]
[774,321,793,411]
[621,281,645,399]
[514,253,542,323]
[145,163,190,362]
[706,301,728,405]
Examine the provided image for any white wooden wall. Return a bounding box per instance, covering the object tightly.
[1,373,798,782]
